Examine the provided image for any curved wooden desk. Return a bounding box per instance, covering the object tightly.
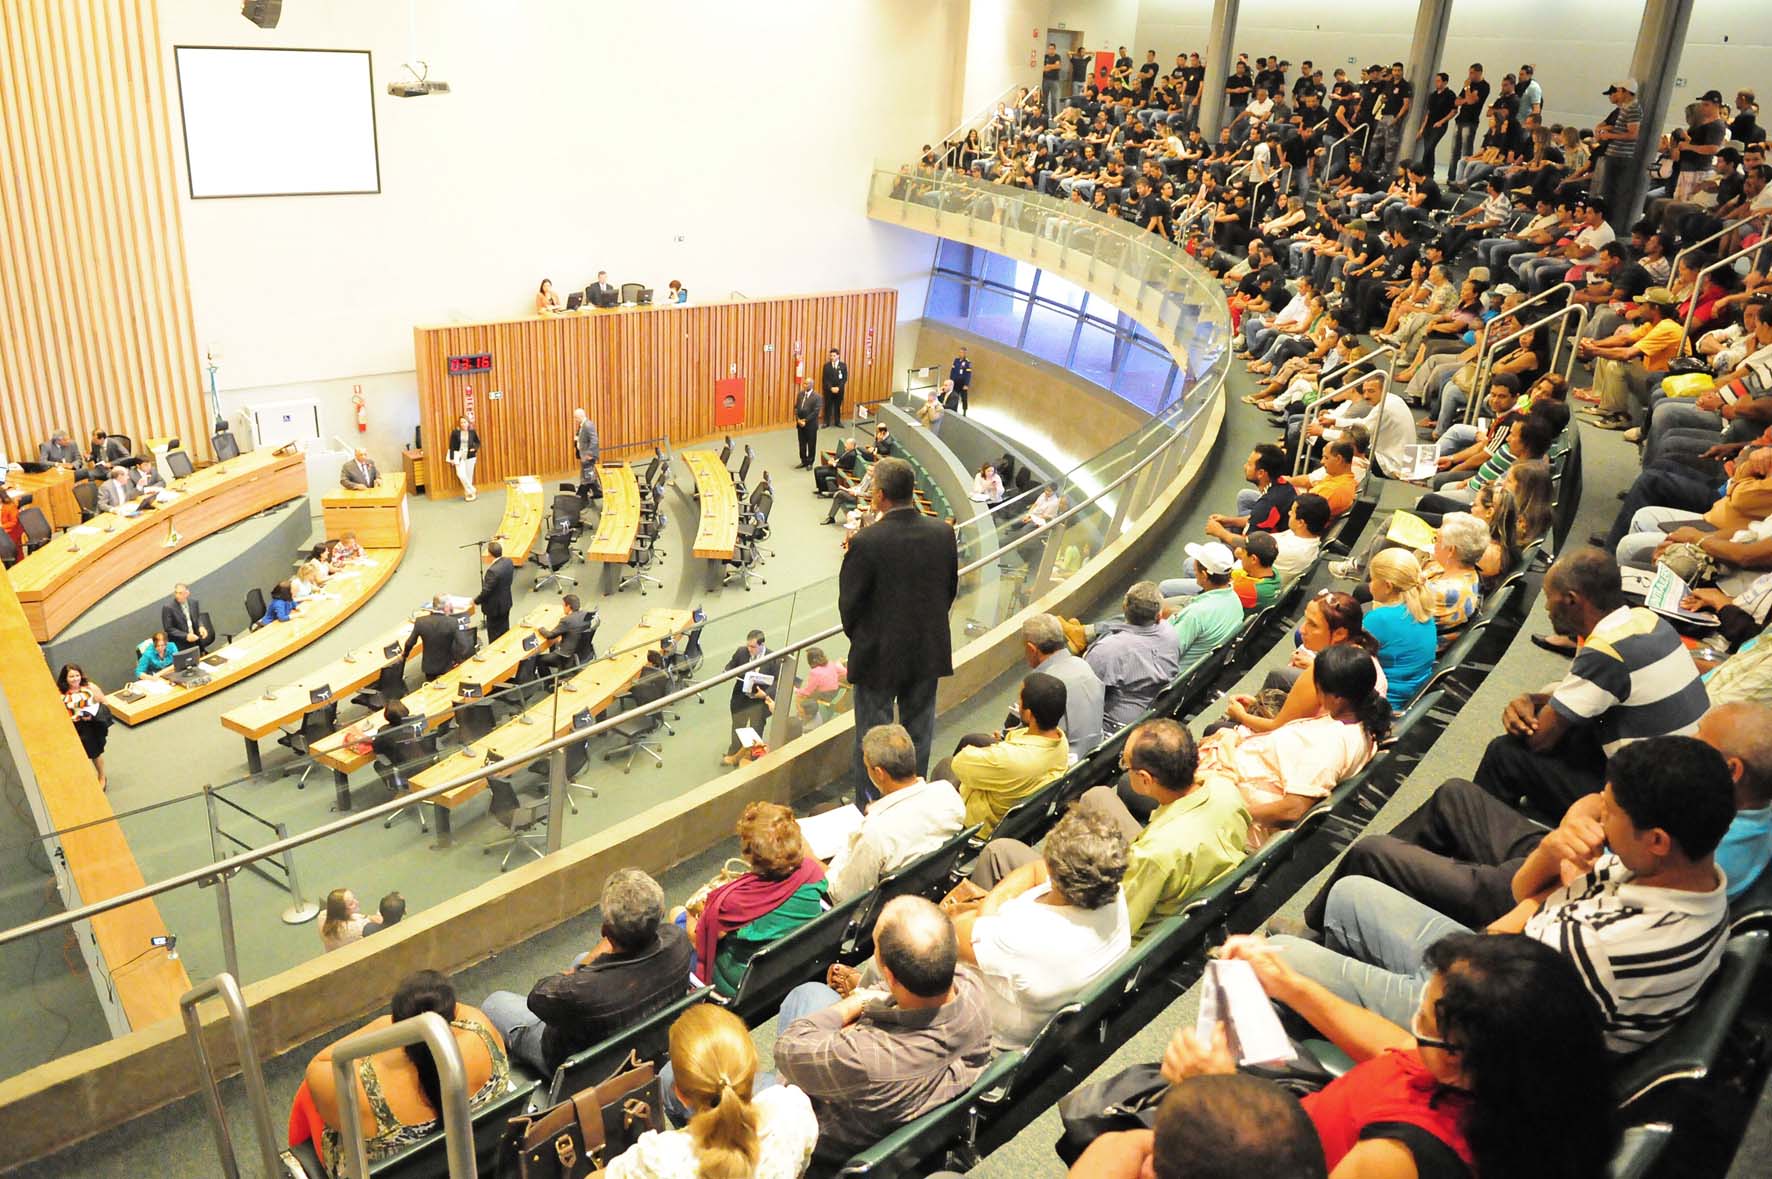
[9,466,80,529]
[105,550,406,727]
[305,602,567,807]
[7,448,307,642]
[218,616,420,775]
[409,608,693,845]
[489,477,546,566]
[584,462,642,589]
[681,451,738,587]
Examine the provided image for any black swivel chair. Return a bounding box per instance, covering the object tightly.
[484,775,549,870]
[276,703,338,788]
[71,480,99,521]
[619,282,644,304]
[618,518,664,595]
[17,506,52,554]
[244,587,268,632]
[551,492,587,537]
[373,724,436,832]
[0,532,17,567]
[453,699,500,749]
[212,431,240,461]
[532,526,578,593]
[718,436,734,467]
[603,670,672,772]
[103,435,133,462]
[732,447,755,500]
[352,659,408,710]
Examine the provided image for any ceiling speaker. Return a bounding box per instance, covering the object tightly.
[241,1,282,30]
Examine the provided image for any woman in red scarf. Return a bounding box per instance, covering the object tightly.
[1155,932,1613,1178]
[680,802,828,996]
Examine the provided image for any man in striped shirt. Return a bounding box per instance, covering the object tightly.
[1476,549,1709,818]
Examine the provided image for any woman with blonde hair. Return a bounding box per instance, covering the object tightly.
[609,1004,817,1179]
[1364,549,1437,710]
[318,888,369,951]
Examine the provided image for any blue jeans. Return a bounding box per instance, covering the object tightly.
[1270,877,1471,1028]
[1436,423,1478,458]
[481,989,550,1076]
[657,983,838,1124]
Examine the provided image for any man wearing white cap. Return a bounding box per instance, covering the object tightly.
[1594,79,1643,212]
[1166,541,1248,671]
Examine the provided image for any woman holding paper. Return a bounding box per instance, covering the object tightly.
[448,415,482,502]
[59,664,110,790]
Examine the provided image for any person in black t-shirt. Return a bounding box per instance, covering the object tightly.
[1452,64,1491,166]
[1225,61,1253,114]
[1042,44,1063,116]
[1418,73,1458,179]
[1673,94,1729,200]
[1134,177,1170,240]
[1069,43,1092,94]
[1138,50,1160,102]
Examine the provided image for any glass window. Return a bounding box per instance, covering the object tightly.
[1071,319,1123,388]
[1023,300,1080,366]
[969,287,1029,347]
[925,275,972,325]
[935,238,978,276]
[1115,341,1178,414]
[1030,270,1088,310]
[977,249,1039,291]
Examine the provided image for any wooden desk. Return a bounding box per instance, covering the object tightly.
[306,602,567,807]
[489,478,546,566]
[0,564,189,1031]
[218,616,420,775]
[408,608,693,845]
[584,463,642,589]
[322,472,409,549]
[9,466,80,529]
[401,447,428,494]
[106,551,406,729]
[681,451,738,588]
[7,448,308,642]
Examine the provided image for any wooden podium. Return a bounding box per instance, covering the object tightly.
[322,472,409,548]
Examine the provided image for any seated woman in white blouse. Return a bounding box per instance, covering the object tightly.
[607,1004,816,1179]
[971,462,1004,505]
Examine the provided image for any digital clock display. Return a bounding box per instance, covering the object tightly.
[447,353,493,375]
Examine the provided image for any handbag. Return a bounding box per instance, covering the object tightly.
[500,1052,661,1179]
[1667,356,1711,376]
[683,858,750,919]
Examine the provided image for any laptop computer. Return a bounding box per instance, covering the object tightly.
[566,291,584,311]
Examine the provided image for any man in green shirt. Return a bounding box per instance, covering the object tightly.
[949,672,1071,836]
[1169,542,1247,668]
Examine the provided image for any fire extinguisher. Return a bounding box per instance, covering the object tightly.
[351,386,367,434]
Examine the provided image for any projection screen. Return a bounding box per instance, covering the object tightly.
[174,46,380,199]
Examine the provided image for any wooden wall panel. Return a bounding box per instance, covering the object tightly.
[0,0,209,466]
[414,291,898,496]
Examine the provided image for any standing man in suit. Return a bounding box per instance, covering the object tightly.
[792,381,822,469]
[340,448,381,490]
[161,583,211,653]
[948,347,972,416]
[839,458,959,806]
[404,596,467,681]
[720,629,779,765]
[821,348,849,428]
[572,408,601,500]
[474,541,515,641]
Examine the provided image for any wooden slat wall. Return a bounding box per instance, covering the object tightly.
[0,0,209,464]
[414,291,898,495]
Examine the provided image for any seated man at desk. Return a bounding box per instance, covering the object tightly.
[587,271,618,306]
[130,460,165,496]
[540,594,598,671]
[162,583,212,653]
[339,448,383,490]
[96,464,137,513]
[371,699,417,763]
[134,631,179,679]
[404,596,469,681]
[39,428,93,478]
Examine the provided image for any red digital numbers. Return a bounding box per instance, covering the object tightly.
[447,353,493,375]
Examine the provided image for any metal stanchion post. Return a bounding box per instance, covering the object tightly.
[275,822,320,925]
[546,746,567,855]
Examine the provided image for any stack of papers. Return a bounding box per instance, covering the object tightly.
[1197,958,1295,1067]
[516,476,543,493]
[132,677,175,697]
[1398,444,1438,481]
[216,643,248,660]
[1641,565,1721,627]
[1386,511,1439,551]
[797,805,865,861]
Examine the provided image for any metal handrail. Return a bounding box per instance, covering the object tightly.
[1470,281,1572,380]
[180,973,281,1179]
[1465,302,1591,425]
[1672,210,1772,276]
[1248,167,1293,227]
[331,1012,476,1179]
[1293,345,1396,477]
[942,84,1021,159]
[1682,237,1764,342]
[0,393,1213,951]
[1323,123,1371,178]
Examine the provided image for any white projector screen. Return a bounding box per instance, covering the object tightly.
[174,46,380,199]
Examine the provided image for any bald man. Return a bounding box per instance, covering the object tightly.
[340,447,381,490]
[1296,701,1772,932]
[161,583,211,653]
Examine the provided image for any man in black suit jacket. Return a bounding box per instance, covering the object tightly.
[792,381,822,469]
[838,458,959,806]
[821,348,849,428]
[475,541,515,640]
[720,629,779,764]
[948,347,972,415]
[540,594,598,672]
[404,596,467,681]
[161,583,212,653]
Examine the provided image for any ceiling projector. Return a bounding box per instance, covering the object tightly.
[389,62,449,98]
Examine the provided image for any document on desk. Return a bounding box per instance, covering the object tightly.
[131,677,175,698]
[1197,958,1295,1067]
[516,476,543,493]
[798,805,866,861]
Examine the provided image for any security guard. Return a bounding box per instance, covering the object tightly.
[948,347,972,415]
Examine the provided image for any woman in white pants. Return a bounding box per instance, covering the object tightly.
[448,415,481,501]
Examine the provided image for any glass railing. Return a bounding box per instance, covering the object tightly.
[0,166,1231,1084]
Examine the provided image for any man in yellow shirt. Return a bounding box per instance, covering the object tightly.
[1579,287,1686,429]
[948,672,1070,836]
[1287,438,1359,517]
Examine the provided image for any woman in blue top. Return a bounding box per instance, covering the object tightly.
[260,580,297,625]
[1362,549,1437,710]
[135,631,178,678]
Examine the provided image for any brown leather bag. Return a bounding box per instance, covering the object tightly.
[501,1052,661,1179]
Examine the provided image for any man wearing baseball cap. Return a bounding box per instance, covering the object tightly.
[1576,287,1686,430]
[1169,542,1246,669]
[1675,90,1729,202]
[1594,80,1643,212]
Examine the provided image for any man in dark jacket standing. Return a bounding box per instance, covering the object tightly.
[821,348,849,428]
[475,540,515,641]
[404,596,467,680]
[839,458,959,806]
[793,380,822,468]
[948,347,972,415]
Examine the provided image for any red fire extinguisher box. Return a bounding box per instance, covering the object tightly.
[714,377,746,428]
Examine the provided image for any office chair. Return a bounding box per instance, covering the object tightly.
[352,659,407,710]
[483,775,549,870]
[603,670,671,772]
[496,652,545,715]
[71,480,98,521]
[212,431,240,461]
[532,527,578,592]
[167,450,195,480]
[722,534,766,590]
[741,487,775,559]
[373,724,435,831]
[104,435,133,461]
[17,506,52,554]
[244,587,268,632]
[551,492,587,536]
[619,519,664,595]
[522,729,599,812]
[733,447,755,500]
[0,532,16,567]
[639,450,663,495]
[275,703,338,788]
[619,282,644,304]
[539,615,598,676]
[718,436,734,467]
[453,699,500,749]
[663,611,707,707]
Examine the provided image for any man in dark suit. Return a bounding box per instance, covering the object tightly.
[792,381,822,469]
[821,348,849,428]
[340,448,381,490]
[838,458,959,806]
[161,583,211,653]
[540,594,598,672]
[474,541,515,640]
[573,408,602,499]
[720,629,779,764]
[404,596,467,681]
[948,347,972,415]
[587,271,617,307]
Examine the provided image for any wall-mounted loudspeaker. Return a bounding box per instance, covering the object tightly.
[241,1,282,30]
